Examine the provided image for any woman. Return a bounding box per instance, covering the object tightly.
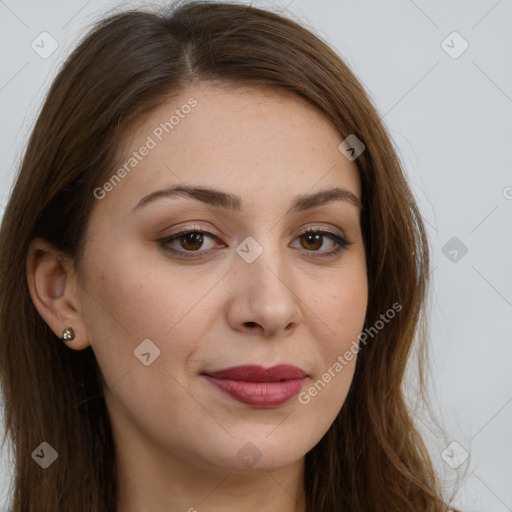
[0,1,461,510]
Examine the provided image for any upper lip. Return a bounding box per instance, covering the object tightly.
[203,364,307,382]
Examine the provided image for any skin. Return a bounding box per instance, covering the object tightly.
[27,82,368,512]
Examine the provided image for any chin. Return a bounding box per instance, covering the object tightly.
[195,434,311,473]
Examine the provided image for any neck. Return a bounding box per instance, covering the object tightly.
[116,453,307,512]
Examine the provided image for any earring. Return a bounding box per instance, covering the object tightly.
[61,326,75,342]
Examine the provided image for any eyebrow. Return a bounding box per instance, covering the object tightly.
[131,184,362,214]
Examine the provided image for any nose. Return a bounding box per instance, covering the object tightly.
[226,239,302,338]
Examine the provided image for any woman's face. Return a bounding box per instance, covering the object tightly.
[76,82,368,473]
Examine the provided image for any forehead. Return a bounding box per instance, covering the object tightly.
[95,82,361,215]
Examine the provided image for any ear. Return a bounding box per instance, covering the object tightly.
[26,237,90,350]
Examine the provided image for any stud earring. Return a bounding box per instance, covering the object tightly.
[61,326,75,342]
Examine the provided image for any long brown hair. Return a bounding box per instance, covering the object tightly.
[0,1,460,510]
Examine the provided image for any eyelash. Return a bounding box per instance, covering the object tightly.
[157,226,352,259]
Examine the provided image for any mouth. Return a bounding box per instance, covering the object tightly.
[201,364,308,408]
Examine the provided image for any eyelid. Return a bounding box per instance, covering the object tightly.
[156,226,225,255]
[299,224,347,239]
[295,227,353,252]
[164,224,223,240]
[163,223,348,241]
[157,223,353,259]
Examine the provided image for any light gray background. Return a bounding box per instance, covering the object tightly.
[1,0,511,510]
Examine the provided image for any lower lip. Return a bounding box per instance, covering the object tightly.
[202,375,307,407]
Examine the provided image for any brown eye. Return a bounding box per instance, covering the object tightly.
[158,230,220,254]
[178,232,205,251]
[157,227,352,259]
[292,228,351,255]
[299,231,324,251]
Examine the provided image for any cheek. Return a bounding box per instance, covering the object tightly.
[334,280,368,346]
[78,240,226,393]
[297,285,366,435]
[310,262,368,354]
[301,260,367,410]
[81,235,210,339]
[79,258,210,435]
[74,245,160,379]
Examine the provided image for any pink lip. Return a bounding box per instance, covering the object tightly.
[202,364,307,408]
